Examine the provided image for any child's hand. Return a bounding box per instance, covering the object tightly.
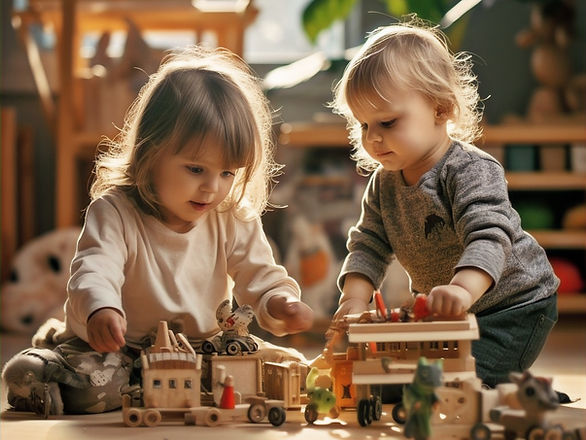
[87,308,127,353]
[325,298,369,343]
[332,297,370,322]
[267,295,314,334]
[427,284,472,318]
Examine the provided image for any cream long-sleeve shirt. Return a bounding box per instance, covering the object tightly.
[65,189,300,344]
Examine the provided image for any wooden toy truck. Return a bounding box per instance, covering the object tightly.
[121,321,286,427]
[323,307,502,438]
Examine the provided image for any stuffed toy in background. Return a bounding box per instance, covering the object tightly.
[284,215,340,319]
[0,227,80,334]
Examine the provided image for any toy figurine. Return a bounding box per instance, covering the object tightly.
[402,357,443,440]
[1,347,90,417]
[490,370,568,440]
[304,367,339,423]
[198,299,259,355]
[219,375,236,409]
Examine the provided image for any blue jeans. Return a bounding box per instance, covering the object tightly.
[473,293,558,388]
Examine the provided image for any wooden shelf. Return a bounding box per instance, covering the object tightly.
[279,118,586,148]
[506,172,586,190]
[482,117,586,144]
[528,230,586,249]
[557,294,586,314]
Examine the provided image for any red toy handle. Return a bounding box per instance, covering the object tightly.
[374,290,388,321]
[413,293,430,321]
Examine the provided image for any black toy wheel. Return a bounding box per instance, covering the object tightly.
[304,403,318,424]
[471,423,491,440]
[370,396,382,421]
[202,341,215,354]
[392,402,406,424]
[268,406,286,426]
[357,398,372,427]
[226,341,241,355]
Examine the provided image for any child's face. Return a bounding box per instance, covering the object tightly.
[151,138,239,232]
[351,87,451,185]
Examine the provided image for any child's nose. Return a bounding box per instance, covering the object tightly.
[202,175,219,193]
[365,127,382,143]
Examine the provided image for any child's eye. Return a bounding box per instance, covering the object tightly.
[186,166,203,174]
[380,119,397,128]
[221,170,236,178]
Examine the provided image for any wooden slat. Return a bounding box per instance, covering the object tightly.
[1,108,18,281]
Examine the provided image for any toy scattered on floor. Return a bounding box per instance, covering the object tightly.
[303,366,339,424]
[195,299,259,355]
[402,357,443,440]
[0,227,80,334]
[121,321,286,427]
[1,347,90,418]
[489,370,581,440]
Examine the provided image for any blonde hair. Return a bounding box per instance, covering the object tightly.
[332,19,482,173]
[91,46,279,219]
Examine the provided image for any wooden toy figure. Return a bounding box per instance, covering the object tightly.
[219,375,236,409]
[402,357,443,440]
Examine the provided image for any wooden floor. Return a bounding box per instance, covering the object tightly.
[1,316,585,440]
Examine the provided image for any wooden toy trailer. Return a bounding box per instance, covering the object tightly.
[263,360,306,409]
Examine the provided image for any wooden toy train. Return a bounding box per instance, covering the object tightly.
[120,297,585,438]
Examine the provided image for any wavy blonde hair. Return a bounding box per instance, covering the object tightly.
[332,19,483,173]
[91,46,279,220]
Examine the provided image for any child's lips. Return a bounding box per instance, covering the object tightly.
[376,150,393,158]
[190,201,210,211]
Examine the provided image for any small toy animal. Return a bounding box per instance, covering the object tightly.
[403,357,443,440]
[216,299,254,336]
[1,348,90,417]
[304,366,338,423]
[490,370,562,440]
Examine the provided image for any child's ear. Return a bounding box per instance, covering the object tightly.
[434,103,453,123]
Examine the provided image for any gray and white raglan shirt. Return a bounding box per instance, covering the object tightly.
[339,141,559,314]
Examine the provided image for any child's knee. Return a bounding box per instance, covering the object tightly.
[60,351,133,414]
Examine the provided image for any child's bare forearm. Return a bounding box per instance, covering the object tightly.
[450,267,493,304]
[340,272,375,305]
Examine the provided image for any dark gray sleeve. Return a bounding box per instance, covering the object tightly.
[448,157,515,284]
[337,171,394,291]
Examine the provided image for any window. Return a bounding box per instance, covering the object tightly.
[153,379,161,388]
[184,379,192,389]
[244,0,346,63]
[169,379,177,389]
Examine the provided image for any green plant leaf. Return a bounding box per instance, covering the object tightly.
[302,0,358,44]
[381,0,409,17]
